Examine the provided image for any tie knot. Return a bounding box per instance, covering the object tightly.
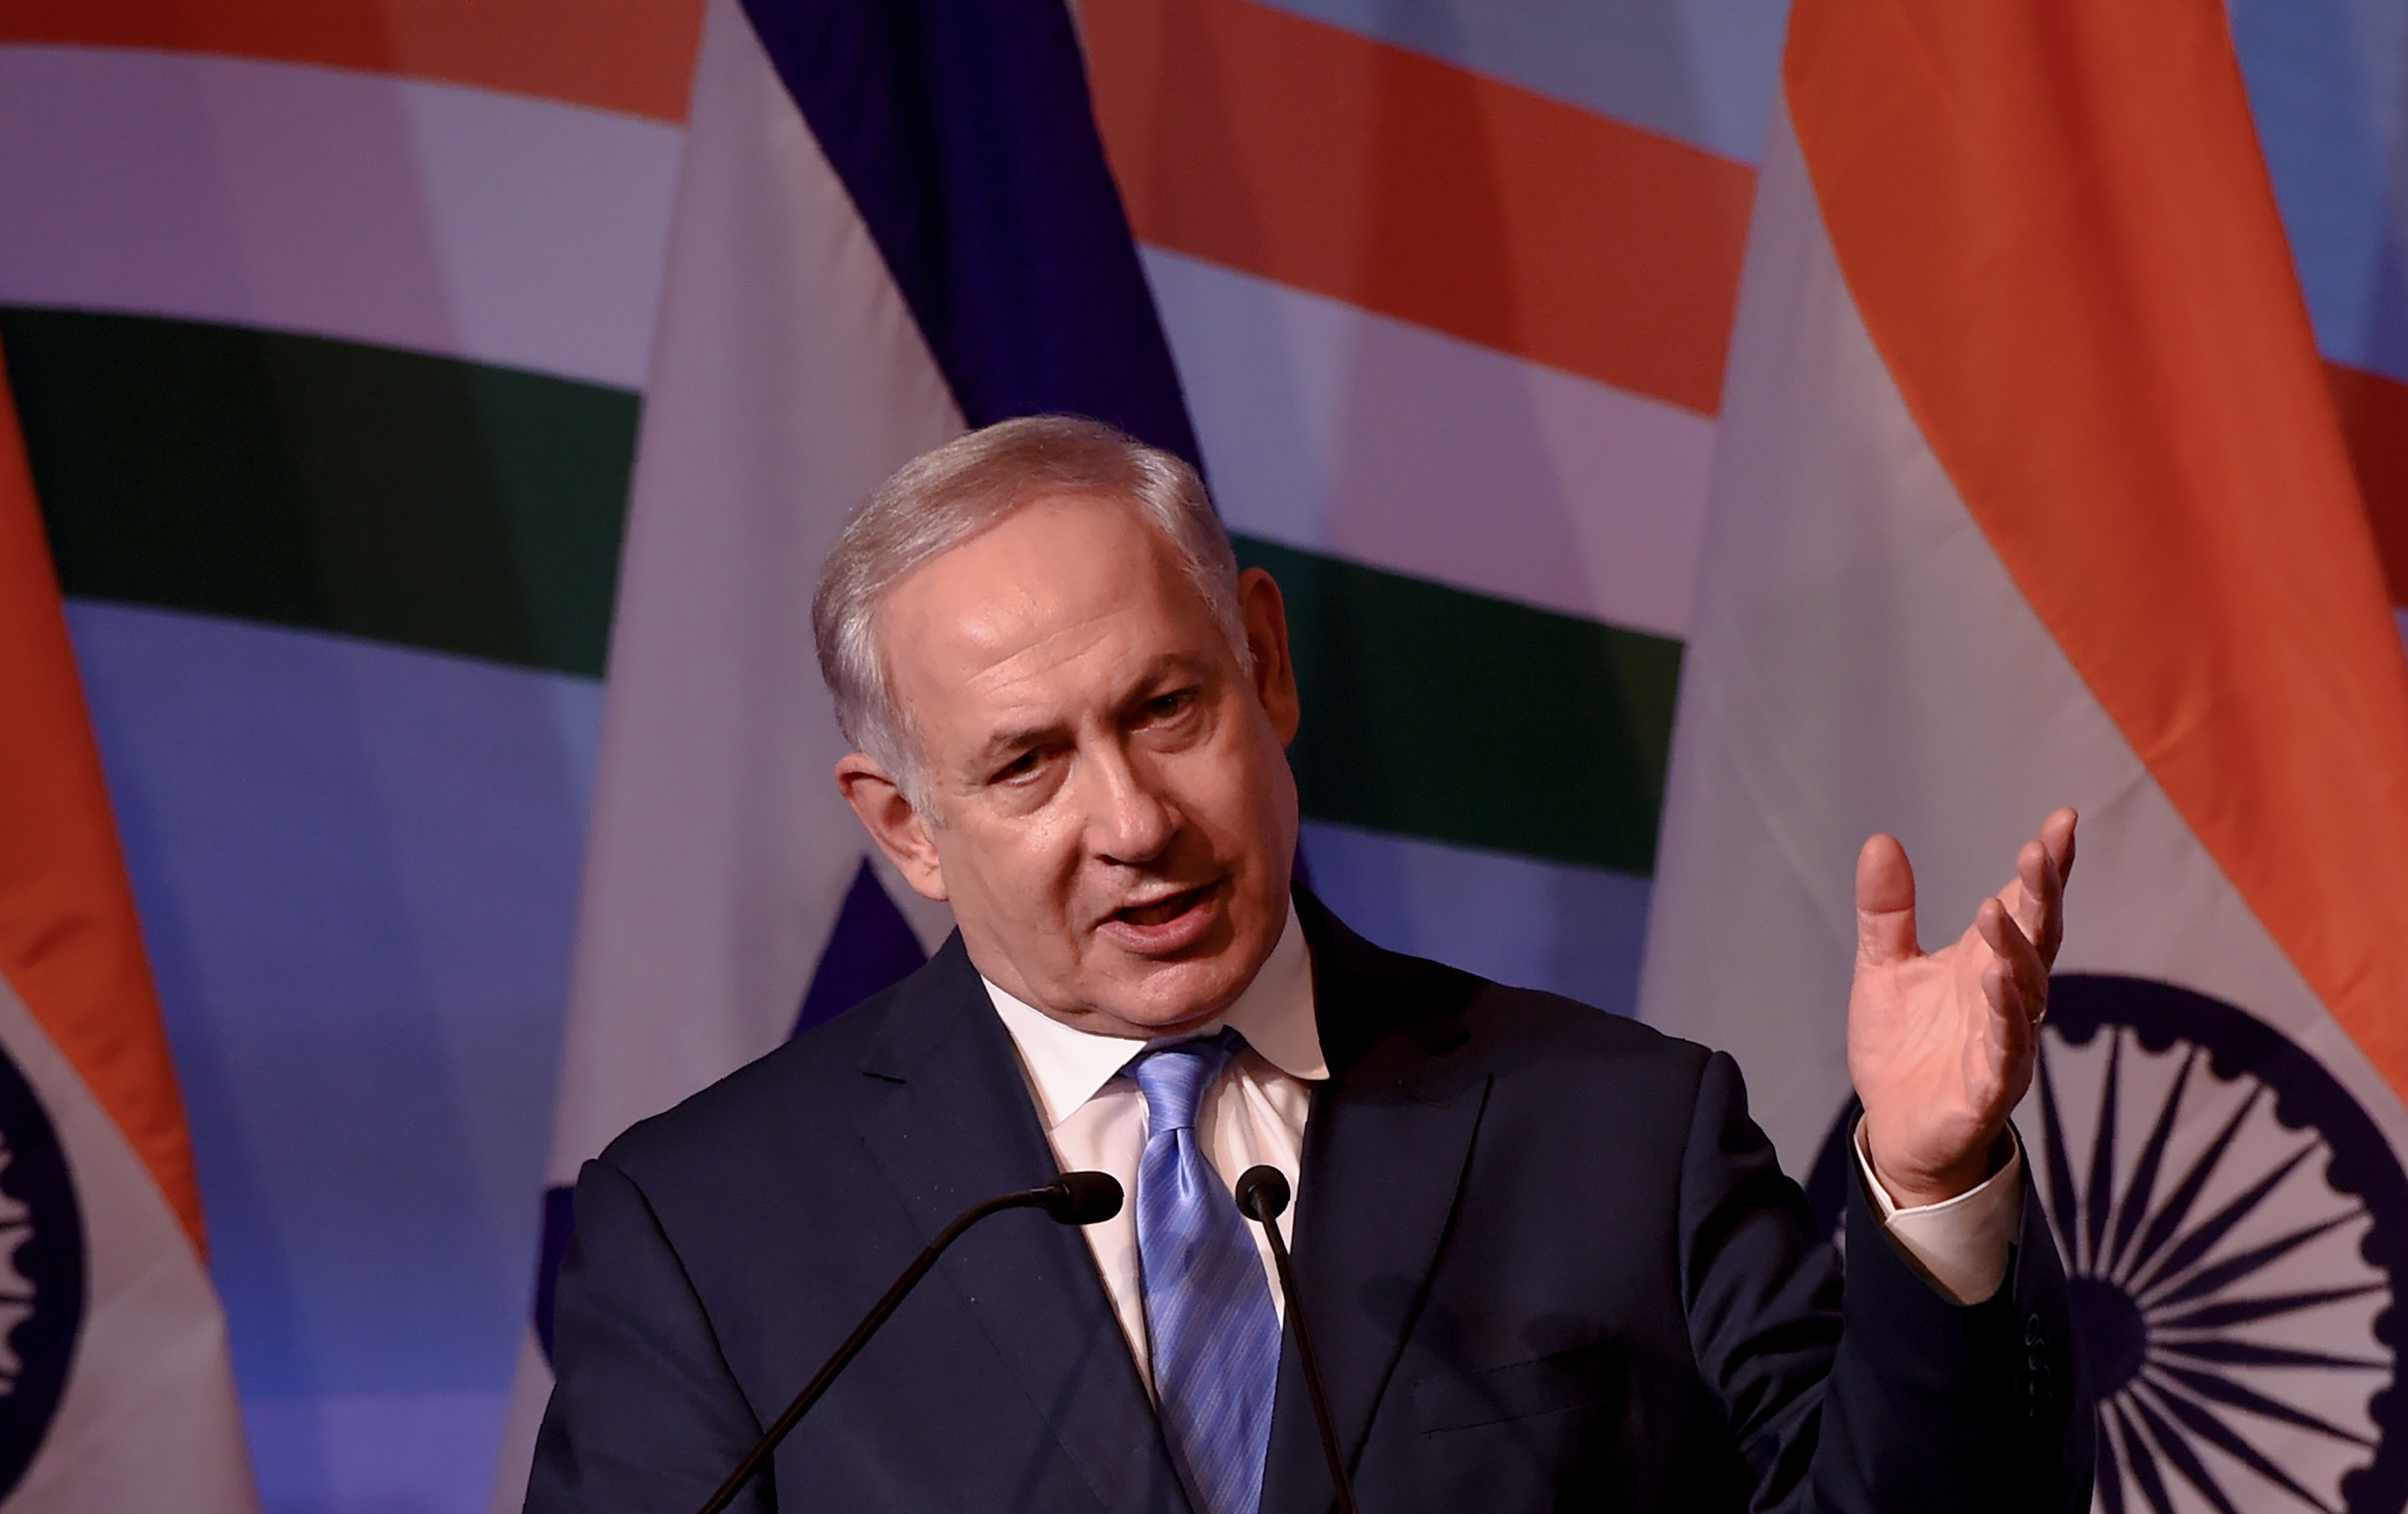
[1126,1028,1245,1134]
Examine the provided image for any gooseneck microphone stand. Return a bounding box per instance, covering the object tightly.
[692,1171,1124,1514]
[1236,1165,1362,1514]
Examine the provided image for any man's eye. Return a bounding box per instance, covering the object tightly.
[991,750,1041,783]
[1146,690,1196,721]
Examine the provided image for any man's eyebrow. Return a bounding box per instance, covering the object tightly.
[968,655,1217,765]
[1114,653,1216,710]
[972,719,1066,766]
[1128,652,1213,689]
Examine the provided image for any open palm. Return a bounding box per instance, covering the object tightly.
[1847,809,2076,1209]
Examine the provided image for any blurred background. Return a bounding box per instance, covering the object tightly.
[4,1,2407,1511]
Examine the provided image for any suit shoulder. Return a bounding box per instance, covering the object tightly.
[1477,976,1710,1059]
[1328,922,1715,1105]
[1358,928,1711,1069]
[1307,894,1708,1074]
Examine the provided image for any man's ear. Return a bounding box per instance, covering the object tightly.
[835,753,948,902]
[1238,567,1300,745]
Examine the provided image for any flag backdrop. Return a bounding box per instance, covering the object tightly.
[1642,1,2408,1508]
[5,1,2408,1511]
[0,345,256,1506]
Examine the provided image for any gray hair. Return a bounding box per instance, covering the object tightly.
[813,415,1247,806]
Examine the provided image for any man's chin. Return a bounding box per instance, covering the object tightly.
[1086,952,1259,1037]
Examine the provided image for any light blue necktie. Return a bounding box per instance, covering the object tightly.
[1127,1029,1282,1514]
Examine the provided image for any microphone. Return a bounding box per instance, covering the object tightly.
[694,1171,1124,1514]
[1235,1165,1360,1514]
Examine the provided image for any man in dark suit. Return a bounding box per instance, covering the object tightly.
[528,416,2089,1513]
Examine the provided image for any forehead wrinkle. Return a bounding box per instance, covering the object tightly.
[958,603,1132,692]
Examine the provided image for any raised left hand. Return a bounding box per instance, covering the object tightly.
[1847,808,2077,1209]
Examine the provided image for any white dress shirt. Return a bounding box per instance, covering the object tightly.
[985,909,2022,1390]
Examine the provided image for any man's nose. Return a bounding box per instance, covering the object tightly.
[1082,746,1176,864]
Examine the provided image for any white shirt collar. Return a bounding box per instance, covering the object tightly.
[983,905,1326,1130]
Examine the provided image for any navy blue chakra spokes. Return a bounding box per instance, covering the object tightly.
[2036,982,2399,1514]
[0,1039,82,1497]
[1808,975,2408,1514]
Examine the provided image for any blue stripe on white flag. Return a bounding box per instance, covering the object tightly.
[740,0,1205,465]
[794,859,931,1038]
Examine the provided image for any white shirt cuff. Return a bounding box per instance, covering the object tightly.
[1851,1118,2023,1304]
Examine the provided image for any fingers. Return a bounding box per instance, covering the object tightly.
[2003,806,2077,969]
[1976,896,2049,1028]
[2012,837,2063,966]
[1981,957,2016,1037]
[1855,833,1920,965]
[2043,806,2078,885]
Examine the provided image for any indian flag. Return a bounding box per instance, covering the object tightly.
[1642,1,2408,1509]
[0,347,255,1504]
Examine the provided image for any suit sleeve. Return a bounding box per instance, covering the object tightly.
[524,1157,771,1514]
[1677,1050,2092,1513]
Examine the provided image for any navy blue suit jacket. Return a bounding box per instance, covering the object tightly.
[528,891,2090,1512]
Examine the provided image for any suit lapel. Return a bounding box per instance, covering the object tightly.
[1259,894,1493,1514]
[857,937,1189,1514]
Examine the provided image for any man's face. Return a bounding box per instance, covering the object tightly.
[841,492,1302,1038]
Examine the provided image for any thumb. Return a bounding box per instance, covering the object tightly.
[1856,833,1920,965]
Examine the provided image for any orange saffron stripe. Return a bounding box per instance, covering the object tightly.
[1790,0,2408,1092]
[0,0,706,123]
[0,336,206,1251]
[1080,0,1757,416]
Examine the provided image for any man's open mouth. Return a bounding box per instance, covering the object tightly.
[1111,882,1215,928]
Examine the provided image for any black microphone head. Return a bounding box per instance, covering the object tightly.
[1234,1165,1291,1223]
[1041,1171,1124,1226]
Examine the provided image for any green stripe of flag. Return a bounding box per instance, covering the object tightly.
[4,306,1678,874]
[1242,539,1678,874]
[3,307,637,679]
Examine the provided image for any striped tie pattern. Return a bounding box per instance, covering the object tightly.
[1127,1030,1282,1514]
